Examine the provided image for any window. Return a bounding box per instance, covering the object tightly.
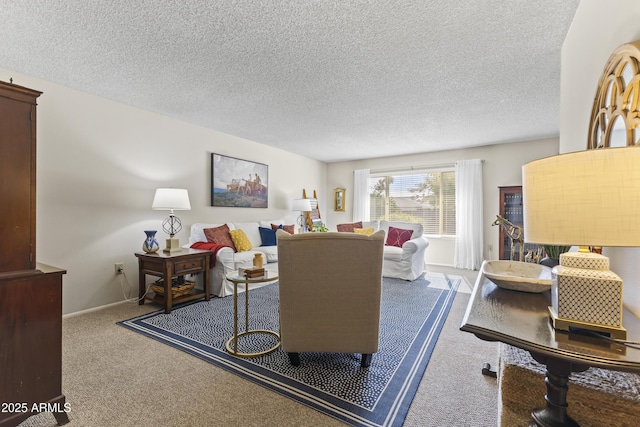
[368,169,456,235]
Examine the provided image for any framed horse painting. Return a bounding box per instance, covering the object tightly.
[211,153,268,208]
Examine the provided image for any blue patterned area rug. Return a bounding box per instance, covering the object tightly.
[118,274,459,427]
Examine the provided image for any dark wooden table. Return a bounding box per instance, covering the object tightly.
[135,248,211,313]
[460,273,640,427]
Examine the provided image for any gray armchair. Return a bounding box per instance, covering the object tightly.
[276,230,385,367]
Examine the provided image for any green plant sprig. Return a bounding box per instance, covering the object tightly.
[543,245,571,259]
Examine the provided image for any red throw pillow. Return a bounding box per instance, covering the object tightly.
[386,226,413,247]
[336,221,363,232]
[271,223,295,234]
[203,224,236,251]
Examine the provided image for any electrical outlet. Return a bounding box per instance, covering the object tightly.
[115,262,124,274]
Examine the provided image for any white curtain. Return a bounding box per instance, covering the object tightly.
[454,159,483,270]
[353,169,370,221]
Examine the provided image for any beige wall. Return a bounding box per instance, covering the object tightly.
[0,68,326,315]
[325,138,558,266]
[13,4,617,313]
[560,0,640,315]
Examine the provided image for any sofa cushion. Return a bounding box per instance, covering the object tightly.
[258,227,278,246]
[383,245,403,260]
[362,221,379,230]
[386,226,413,247]
[188,223,229,246]
[260,219,285,228]
[337,221,363,232]
[232,222,264,247]
[229,229,253,252]
[255,246,278,263]
[354,227,375,235]
[203,224,236,251]
[233,250,257,265]
[380,221,423,239]
[271,223,295,234]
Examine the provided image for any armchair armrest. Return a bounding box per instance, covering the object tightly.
[215,247,236,269]
[401,236,430,259]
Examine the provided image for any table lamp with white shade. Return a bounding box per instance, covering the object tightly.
[152,188,191,253]
[522,147,640,339]
[291,198,312,233]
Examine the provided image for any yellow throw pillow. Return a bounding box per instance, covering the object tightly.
[354,227,375,236]
[229,229,253,252]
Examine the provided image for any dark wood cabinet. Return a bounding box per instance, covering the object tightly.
[0,82,39,273]
[498,186,539,261]
[498,186,522,260]
[0,81,69,426]
[0,265,68,426]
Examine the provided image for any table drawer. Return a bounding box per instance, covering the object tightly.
[174,258,205,275]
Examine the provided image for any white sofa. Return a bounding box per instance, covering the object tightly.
[188,219,429,296]
[187,221,286,297]
[340,220,429,280]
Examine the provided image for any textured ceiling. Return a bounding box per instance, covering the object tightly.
[0,1,579,163]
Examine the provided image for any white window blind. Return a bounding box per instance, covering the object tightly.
[368,169,456,235]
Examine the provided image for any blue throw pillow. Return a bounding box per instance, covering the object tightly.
[259,226,277,246]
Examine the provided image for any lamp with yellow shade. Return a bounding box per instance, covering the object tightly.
[522,147,640,339]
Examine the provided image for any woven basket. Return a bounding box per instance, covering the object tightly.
[151,281,195,298]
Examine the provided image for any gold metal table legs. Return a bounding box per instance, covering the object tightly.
[225,280,280,357]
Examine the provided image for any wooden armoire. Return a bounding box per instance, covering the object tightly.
[0,81,69,426]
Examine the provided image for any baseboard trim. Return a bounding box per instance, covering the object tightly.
[425,262,455,268]
[63,299,129,319]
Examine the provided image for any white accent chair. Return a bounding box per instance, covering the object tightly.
[362,221,429,281]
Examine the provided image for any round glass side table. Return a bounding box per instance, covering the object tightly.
[224,269,279,357]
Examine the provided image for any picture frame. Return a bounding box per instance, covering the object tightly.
[334,188,346,212]
[211,153,268,208]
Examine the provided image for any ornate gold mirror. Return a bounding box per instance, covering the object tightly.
[588,40,640,149]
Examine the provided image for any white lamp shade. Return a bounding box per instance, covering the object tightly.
[152,188,191,210]
[522,147,640,247]
[291,198,312,212]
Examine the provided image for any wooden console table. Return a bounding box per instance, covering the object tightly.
[460,273,640,427]
[136,249,212,314]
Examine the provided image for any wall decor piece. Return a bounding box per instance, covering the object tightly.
[588,40,640,149]
[211,154,268,208]
[334,188,346,212]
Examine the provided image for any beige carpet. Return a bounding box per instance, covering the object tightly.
[19,271,499,426]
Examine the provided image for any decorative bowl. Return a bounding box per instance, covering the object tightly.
[481,260,552,293]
